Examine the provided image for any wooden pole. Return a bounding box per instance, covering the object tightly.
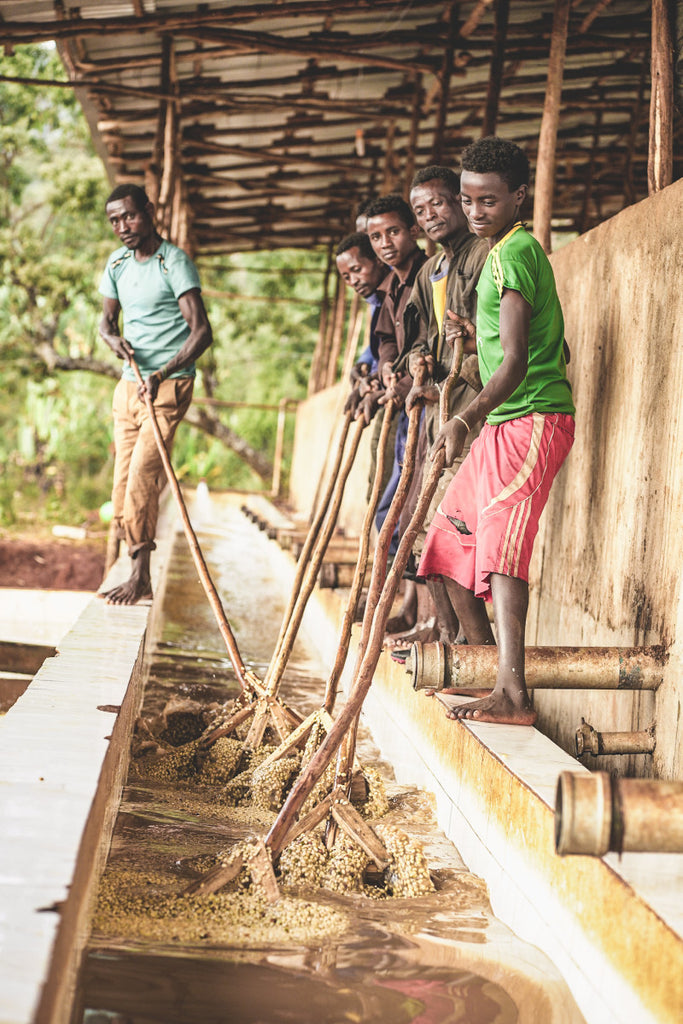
[309,243,334,396]
[339,291,363,386]
[429,1,458,164]
[261,417,366,698]
[266,410,353,673]
[265,349,462,860]
[533,0,571,254]
[648,0,674,194]
[403,73,423,198]
[322,400,396,715]
[382,119,398,193]
[624,64,648,207]
[126,357,255,693]
[324,278,348,389]
[481,0,510,137]
[579,109,602,234]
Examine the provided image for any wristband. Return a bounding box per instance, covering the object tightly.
[453,414,471,432]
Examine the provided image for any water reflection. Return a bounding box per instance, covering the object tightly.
[75,494,584,1024]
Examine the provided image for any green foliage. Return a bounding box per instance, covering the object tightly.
[1,45,325,529]
[189,249,325,490]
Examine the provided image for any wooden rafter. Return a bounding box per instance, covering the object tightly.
[0,0,675,255]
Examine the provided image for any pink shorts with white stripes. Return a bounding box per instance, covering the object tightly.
[417,412,575,600]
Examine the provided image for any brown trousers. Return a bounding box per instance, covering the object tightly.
[111,377,194,556]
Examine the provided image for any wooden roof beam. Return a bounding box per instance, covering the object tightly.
[9,0,439,44]
[3,12,439,75]
[180,27,437,75]
[182,137,364,174]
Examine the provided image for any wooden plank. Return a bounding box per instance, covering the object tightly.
[243,699,270,749]
[196,699,255,751]
[183,850,244,896]
[257,710,319,770]
[268,698,294,744]
[276,788,339,851]
[331,794,390,869]
[247,840,280,902]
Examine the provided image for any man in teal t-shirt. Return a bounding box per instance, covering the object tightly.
[98,184,213,605]
[418,137,575,726]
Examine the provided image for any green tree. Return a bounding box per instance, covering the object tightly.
[0,44,325,529]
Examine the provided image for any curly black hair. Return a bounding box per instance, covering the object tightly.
[410,165,460,197]
[364,193,416,229]
[105,183,150,211]
[460,137,530,191]
[335,231,378,260]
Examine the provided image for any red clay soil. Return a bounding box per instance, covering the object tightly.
[0,538,106,591]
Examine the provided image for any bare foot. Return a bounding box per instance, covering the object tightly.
[100,575,153,605]
[442,688,536,726]
[383,620,440,649]
[99,551,153,606]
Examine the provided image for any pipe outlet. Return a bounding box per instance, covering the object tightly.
[555,771,683,856]
[407,642,667,692]
[575,719,656,757]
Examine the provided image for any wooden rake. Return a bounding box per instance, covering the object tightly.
[259,347,463,879]
[196,408,367,757]
[247,397,398,786]
[128,356,262,700]
[184,359,450,898]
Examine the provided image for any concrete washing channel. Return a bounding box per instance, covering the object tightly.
[1,490,682,1024]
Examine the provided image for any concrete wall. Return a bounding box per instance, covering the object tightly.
[289,385,374,538]
[530,178,683,780]
[289,178,683,780]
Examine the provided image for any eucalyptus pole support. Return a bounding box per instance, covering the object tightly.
[429,1,458,164]
[402,72,423,199]
[381,119,398,193]
[324,279,349,389]
[315,270,341,393]
[309,242,334,396]
[532,0,571,254]
[648,0,674,194]
[339,290,363,386]
[579,108,603,234]
[481,0,510,137]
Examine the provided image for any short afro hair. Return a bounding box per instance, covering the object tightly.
[410,165,460,198]
[105,183,151,211]
[355,196,376,218]
[460,137,530,191]
[365,193,416,229]
[335,231,378,261]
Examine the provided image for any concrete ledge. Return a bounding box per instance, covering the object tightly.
[0,506,177,1024]
[302,578,683,1024]
[0,591,92,648]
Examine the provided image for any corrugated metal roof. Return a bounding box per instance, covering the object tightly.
[1,1,680,253]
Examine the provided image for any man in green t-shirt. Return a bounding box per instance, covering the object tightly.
[418,138,575,725]
[98,184,213,605]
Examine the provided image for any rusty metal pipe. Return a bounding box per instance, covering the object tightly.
[555,771,683,855]
[575,718,656,757]
[407,642,667,692]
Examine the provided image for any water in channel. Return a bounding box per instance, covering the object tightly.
[74,491,585,1024]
